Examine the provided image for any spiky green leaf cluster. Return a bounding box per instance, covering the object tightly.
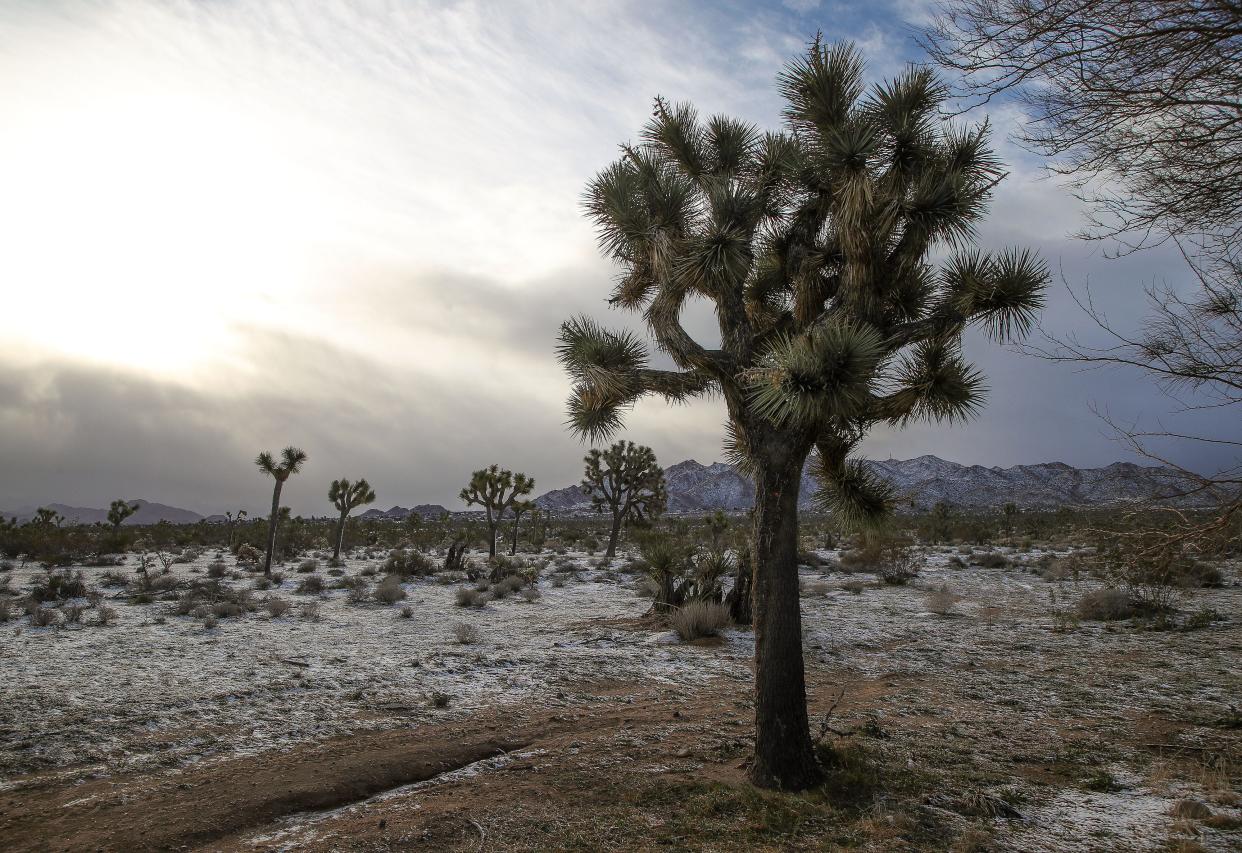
[560,39,1049,526]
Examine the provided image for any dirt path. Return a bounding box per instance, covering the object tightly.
[0,698,636,852]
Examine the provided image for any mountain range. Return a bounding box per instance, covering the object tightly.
[0,500,204,526]
[534,455,1202,514]
[1,456,1204,525]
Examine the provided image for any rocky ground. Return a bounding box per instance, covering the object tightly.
[0,545,1238,851]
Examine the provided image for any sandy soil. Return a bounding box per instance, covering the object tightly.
[0,546,1238,851]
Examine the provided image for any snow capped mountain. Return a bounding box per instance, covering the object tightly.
[534,455,1202,515]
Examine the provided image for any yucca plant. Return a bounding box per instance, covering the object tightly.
[255,447,308,576]
[558,39,1046,789]
[329,478,377,562]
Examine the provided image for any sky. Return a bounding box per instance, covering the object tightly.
[0,0,1233,516]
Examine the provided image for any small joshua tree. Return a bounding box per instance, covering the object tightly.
[107,499,137,533]
[507,499,535,555]
[255,447,308,576]
[328,478,377,562]
[459,465,534,558]
[581,441,667,559]
[557,40,1046,789]
[224,510,247,552]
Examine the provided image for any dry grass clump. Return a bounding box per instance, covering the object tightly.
[207,560,228,579]
[971,551,1010,569]
[300,600,322,621]
[842,580,866,595]
[801,580,830,596]
[670,600,730,641]
[519,586,541,602]
[1076,587,1135,621]
[924,584,963,615]
[455,587,488,608]
[265,596,292,617]
[297,559,318,573]
[28,603,58,627]
[452,621,480,644]
[374,574,407,604]
[96,605,118,626]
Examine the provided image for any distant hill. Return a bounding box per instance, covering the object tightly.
[535,455,1203,515]
[0,499,204,525]
[358,504,451,521]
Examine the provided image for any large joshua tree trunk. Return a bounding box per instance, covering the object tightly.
[605,508,623,560]
[333,508,348,562]
[263,480,283,577]
[748,437,822,790]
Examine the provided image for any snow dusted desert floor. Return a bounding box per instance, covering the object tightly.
[0,545,1238,851]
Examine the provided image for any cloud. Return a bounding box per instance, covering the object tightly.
[0,0,1235,514]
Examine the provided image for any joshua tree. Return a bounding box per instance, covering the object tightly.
[581,441,667,559]
[224,509,247,551]
[107,499,137,533]
[507,498,535,555]
[328,478,376,562]
[255,447,308,576]
[557,40,1046,789]
[459,465,534,557]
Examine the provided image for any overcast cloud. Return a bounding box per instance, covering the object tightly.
[0,0,1234,516]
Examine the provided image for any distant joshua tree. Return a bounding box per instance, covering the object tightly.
[107,499,137,533]
[557,40,1046,789]
[328,478,377,562]
[224,510,247,551]
[459,465,534,558]
[506,499,536,555]
[255,447,308,576]
[581,441,667,559]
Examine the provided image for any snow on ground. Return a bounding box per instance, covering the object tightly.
[0,551,748,781]
[1,544,1238,851]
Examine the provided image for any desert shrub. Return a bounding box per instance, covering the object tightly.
[1039,555,1081,582]
[300,601,321,620]
[797,550,824,568]
[452,621,480,644]
[63,602,85,624]
[211,600,245,619]
[296,575,324,595]
[360,565,378,577]
[96,605,118,626]
[384,549,436,577]
[207,560,227,579]
[99,570,128,586]
[203,614,219,629]
[29,604,58,627]
[84,553,125,567]
[0,599,10,623]
[174,547,200,564]
[842,580,866,595]
[265,596,292,617]
[429,691,451,708]
[400,605,413,618]
[972,552,1009,569]
[375,574,407,604]
[801,580,830,596]
[947,556,966,569]
[297,559,318,574]
[455,587,487,608]
[670,600,730,641]
[924,584,962,615]
[148,574,180,593]
[1076,588,1135,621]
[235,544,262,567]
[519,586,541,602]
[253,576,273,591]
[550,574,567,588]
[30,569,89,602]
